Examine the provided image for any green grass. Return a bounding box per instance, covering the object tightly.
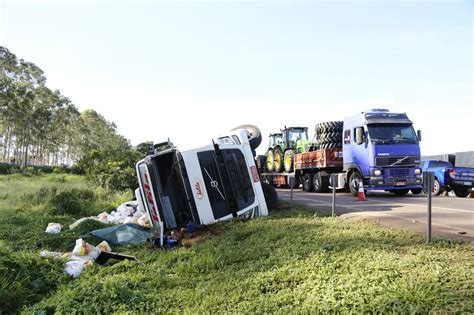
[0,174,473,313]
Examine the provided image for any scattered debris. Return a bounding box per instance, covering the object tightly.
[69,201,151,230]
[458,231,467,235]
[72,238,100,260]
[95,251,141,265]
[65,260,91,279]
[40,238,138,279]
[45,223,62,234]
[88,223,153,245]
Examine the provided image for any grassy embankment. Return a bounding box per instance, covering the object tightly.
[0,173,473,313]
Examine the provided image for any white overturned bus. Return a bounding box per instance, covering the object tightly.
[135,125,276,241]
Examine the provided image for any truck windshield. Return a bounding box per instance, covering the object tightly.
[368,124,418,144]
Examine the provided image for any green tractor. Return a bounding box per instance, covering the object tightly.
[265,127,311,173]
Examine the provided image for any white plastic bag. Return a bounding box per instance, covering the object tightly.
[65,261,87,278]
[137,214,151,227]
[72,238,100,259]
[97,212,109,222]
[45,223,62,234]
[123,217,137,225]
[117,202,136,216]
[96,240,112,252]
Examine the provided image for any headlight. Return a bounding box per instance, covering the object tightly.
[373,170,382,176]
[415,168,421,175]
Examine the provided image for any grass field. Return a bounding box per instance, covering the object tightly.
[1,174,473,313]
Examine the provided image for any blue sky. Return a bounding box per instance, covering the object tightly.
[0,0,472,155]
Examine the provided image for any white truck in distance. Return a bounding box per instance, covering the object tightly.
[135,125,274,234]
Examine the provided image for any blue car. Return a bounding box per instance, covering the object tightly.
[421,160,474,197]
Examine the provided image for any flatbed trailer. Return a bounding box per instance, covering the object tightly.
[261,148,344,192]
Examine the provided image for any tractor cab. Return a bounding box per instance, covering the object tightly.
[282,127,309,151]
[265,126,310,173]
[268,133,283,147]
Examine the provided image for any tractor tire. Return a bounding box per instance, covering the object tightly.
[302,173,313,192]
[265,150,274,172]
[349,171,363,196]
[284,149,295,173]
[316,121,343,133]
[393,189,410,196]
[256,155,266,174]
[274,147,284,173]
[317,132,342,144]
[230,124,262,151]
[453,188,470,198]
[262,183,278,210]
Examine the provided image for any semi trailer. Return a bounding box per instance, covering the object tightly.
[260,109,423,196]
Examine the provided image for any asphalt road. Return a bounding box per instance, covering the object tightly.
[277,188,474,243]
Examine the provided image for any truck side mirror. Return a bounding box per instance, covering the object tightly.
[417,130,422,141]
[355,127,364,145]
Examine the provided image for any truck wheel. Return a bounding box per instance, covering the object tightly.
[313,173,329,193]
[453,188,470,198]
[274,147,284,173]
[230,124,262,150]
[284,150,294,173]
[410,188,422,195]
[262,182,278,210]
[302,174,313,192]
[393,189,409,196]
[349,171,363,196]
[265,150,274,172]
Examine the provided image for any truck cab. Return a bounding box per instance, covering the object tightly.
[343,109,423,195]
[135,129,269,239]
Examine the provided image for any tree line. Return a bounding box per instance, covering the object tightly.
[0,46,133,166]
[0,46,153,191]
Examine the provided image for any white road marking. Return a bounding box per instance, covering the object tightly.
[278,191,474,214]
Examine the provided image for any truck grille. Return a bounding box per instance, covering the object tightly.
[197,151,230,220]
[387,168,410,178]
[376,156,420,167]
[222,149,255,211]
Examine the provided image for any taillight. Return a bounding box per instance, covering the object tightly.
[250,166,260,182]
[448,168,456,179]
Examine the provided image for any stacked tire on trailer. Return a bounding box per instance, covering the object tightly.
[312,121,343,150]
[303,121,344,193]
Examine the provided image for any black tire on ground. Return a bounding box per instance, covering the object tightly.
[410,188,423,195]
[393,189,410,196]
[255,155,266,174]
[349,171,363,196]
[284,149,295,173]
[273,147,284,173]
[453,188,470,198]
[302,173,313,192]
[262,182,278,210]
[230,124,262,151]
